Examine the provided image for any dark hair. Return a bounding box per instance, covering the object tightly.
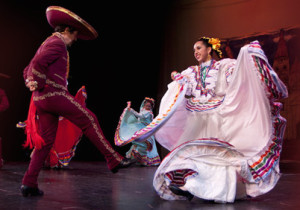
[197,37,213,56]
[198,37,212,48]
[144,98,155,109]
[197,37,222,58]
[54,25,77,33]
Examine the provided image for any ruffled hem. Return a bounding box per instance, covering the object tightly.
[129,150,161,166]
[153,138,280,202]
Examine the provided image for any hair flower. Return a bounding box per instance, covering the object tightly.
[201,36,223,58]
[209,38,221,51]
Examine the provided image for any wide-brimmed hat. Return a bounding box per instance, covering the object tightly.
[46,6,98,40]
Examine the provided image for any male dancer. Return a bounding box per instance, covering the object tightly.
[21,6,130,197]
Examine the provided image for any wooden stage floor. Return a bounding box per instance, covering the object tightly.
[0,161,300,210]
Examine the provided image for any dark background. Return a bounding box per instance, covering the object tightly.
[0,0,173,161]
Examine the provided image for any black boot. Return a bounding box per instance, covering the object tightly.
[111,158,134,173]
[168,184,194,201]
[20,185,44,197]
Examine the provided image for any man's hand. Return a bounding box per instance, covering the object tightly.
[26,81,38,91]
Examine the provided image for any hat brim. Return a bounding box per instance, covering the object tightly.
[46,6,98,40]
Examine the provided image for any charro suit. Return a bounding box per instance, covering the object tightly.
[23,33,123,188]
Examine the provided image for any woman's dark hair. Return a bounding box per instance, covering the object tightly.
[197,37,213,56]
[144,98,155,109]
[197,37,222,58]
[54,25,77,33]
[198,37,212,48]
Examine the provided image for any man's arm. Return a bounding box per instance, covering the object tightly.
[24,38,66,91]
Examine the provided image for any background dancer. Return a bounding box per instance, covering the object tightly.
[123,98,161,166]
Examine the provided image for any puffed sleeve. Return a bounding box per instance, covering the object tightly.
[129,109,152,120]
[214,59,236,97]
[172,67,193,85]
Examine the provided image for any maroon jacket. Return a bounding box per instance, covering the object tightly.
[23,33,69,92]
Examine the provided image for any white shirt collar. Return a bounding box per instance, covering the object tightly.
[201,59,212,68]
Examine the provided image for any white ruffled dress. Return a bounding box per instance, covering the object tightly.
[152,41,288,203]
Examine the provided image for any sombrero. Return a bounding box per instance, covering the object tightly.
[46,6,98,40]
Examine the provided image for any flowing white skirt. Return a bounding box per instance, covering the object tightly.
[153,41,288,202]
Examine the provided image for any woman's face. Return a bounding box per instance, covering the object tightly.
[193,41,211,64]
[144,102,152,111]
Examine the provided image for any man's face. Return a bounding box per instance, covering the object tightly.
[64,29,78,47]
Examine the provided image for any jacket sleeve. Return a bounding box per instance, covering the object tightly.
[24,39,66,90]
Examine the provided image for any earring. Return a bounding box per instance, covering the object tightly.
[207,54,212,60]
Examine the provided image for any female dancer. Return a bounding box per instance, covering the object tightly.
[125,98,161,166]
[151,37,288,202]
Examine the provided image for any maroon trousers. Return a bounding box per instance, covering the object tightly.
[22,89,123,188]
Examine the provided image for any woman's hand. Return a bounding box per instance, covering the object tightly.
[127,101,131,110]
[171,71,177,80]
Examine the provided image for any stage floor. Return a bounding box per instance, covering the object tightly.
[0,161,300,210]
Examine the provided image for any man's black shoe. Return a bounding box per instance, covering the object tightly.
[111,158,133,173]
[20,185,44,197]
